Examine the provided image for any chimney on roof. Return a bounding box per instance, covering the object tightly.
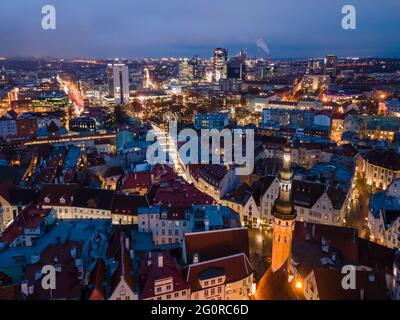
[34,270,42,281]
[21,280,29,296]
[352,229,357,243]
[312,224,316,238]
[28,284,34,296]
[31,254,40,264]
[205,217,209,231]
[304,221,307,229]
[125,237,130,251]
[158,254,164,268]
[360,288,365,300]
[193,253,199,264]
[70,247,77,259]
[368,273,376,283]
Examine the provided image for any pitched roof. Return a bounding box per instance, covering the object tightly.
[105,166,124,178]
[138,252,189,299]
[0,271,12,286]
[293,221,359,264]
[292,180,326,208]
[111,193,149,216]
[88,259,106,300]
[199,164,228,187]
[37,183,80,206]
[120,172,153,190]
[185,253,253,292]
[293,221,396,272]
[0,182,38,205]
[357,238,396,273]
[0,206,52,244]
[251,176,277,206]
[327,185,348,210]
[151,179,214,208]
[313,268,388,300]
[108,231,135,296]
[72,187,114,211]
[365,149,400,171]
[222,183,252,205]
[254,265,300,300]
[184,227,249,264]
[24,242,84,300]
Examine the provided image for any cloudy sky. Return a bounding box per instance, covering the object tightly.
[0,0,399,59]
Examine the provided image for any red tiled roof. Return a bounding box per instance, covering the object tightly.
[185,253,253,292]
[111,193,149,216]
[37,183,79,206]
[24,242,84,300]
[120,172,153,191]
[184,228,250,264]
[88,259,106,300]
[0,181,14,203]
[151,179,214,208]
[108,231,135,296]
[254,265,300,300]
[0,272,12,286]
[313,268,388,300]
[293,221,359,264]
[138,252,189,299]
[0,206,51,244]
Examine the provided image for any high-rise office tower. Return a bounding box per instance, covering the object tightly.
[107,61,129,105]
[179,59,193,83]
[189,56,199,80]
[324,54,337,79]
[214,48,228,82]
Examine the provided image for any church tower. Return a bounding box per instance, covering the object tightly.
[271,145,297,273]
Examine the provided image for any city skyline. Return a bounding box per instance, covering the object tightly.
[1,0,400,59]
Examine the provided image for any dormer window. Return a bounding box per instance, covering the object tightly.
[44,197,50,203]
[60,197,65,204]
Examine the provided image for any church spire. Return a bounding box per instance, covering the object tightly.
[270,144,296,272]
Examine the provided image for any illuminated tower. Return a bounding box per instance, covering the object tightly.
[324,54,337,79]
[108,61,129,105]
[271,145,297,273]
[214,48,228,82]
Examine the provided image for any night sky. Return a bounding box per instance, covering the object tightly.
[1,0,399,59]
